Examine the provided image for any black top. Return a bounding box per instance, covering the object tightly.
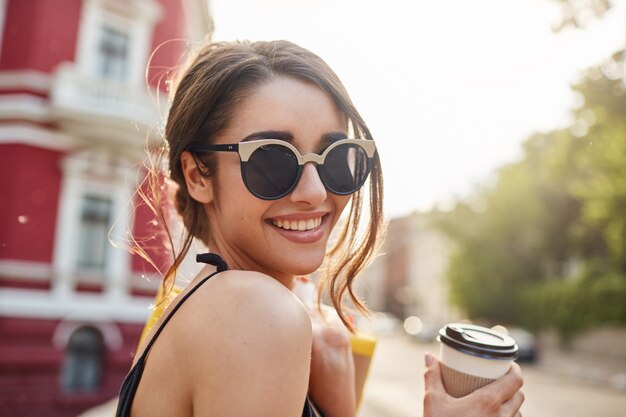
[115,253,316,417]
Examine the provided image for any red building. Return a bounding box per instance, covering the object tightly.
[0,1,212,415]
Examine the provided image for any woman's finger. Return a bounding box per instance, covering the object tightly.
[474,361,523,405]
[500,389,525,417]
[423,353,446,393]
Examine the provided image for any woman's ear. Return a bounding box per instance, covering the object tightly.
[180,151,214,204]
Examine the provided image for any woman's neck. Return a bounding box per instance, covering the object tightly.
[206,240,298,290]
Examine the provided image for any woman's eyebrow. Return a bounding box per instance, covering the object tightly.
[322,132,349,144]
[242,130,293,142]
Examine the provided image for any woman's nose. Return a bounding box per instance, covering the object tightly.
[288,163,327,206]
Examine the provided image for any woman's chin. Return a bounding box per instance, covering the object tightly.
[280,252,325,277]
[290,260,324,277]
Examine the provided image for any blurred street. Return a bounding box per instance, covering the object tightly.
[77,331,626,417]
[359,334,626,417]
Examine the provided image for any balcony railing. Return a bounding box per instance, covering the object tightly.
[50,62,166,144]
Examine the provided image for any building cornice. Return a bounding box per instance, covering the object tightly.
[0,259,160,291]
[0,259,52,281]
[0,94,52,122]
[0,70,51,94]
[0,123,79,150]
[0,288,153,323]
[50,62,167,148]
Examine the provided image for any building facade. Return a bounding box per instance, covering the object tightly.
[0,1,212,415]
[356,213,460,332]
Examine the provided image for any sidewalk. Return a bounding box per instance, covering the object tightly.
[358,334,626,417]
[531,345,626,391]
[77,334,626,417]
[77,398,116,417]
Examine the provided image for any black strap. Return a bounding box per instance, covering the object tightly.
[139,253,228,358]
[197,252,229,272]
[303,397,316,417]
[116,253,228,417]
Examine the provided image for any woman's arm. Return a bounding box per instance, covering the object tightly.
[423,353,525,417]
[308,319,356,417]
[183,271,313,417]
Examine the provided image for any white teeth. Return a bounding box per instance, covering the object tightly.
[271,217,323,231]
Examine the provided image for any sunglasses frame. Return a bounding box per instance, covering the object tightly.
[187,138,377,200]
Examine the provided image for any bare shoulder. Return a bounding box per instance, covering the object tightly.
[189,269,311,325]
[177,270,313,416]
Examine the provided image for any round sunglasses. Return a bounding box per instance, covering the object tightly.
[188,138,377,200]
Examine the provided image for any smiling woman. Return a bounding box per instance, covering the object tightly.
[116,39,524,417]
[116,39,384,417]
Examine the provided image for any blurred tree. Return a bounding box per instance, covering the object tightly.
[434,49,626,336]
[552,0,612,31]
[570,50,626,270]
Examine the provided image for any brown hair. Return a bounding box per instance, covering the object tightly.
[149,39,384,331]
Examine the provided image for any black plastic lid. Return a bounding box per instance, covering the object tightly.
[437,323,518,360]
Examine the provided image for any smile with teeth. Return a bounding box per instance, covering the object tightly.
[271,217,323,231]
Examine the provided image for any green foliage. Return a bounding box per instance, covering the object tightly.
[552,0,612,31]
[521,273,626,341]
[435,50,626,337]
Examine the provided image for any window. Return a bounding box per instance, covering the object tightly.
[60,327,104,393]
[53,150,136,297]
[76,195,113,272]
[97,25,130,81]
[74,0,164,89]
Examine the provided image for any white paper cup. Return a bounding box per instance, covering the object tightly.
[437,323,518,397]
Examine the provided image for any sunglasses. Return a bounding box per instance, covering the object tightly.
[188,138,376,200]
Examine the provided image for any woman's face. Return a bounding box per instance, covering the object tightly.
[205,76,351,287]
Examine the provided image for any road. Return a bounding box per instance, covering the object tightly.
[358,334,626,417]
[79,332,626,417]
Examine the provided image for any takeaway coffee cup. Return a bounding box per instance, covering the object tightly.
[437,323,518,398]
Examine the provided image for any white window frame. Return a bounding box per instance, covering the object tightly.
[52,150,135,302]
[94,23,132,83]
[74,0,162,89]
[75,192,115,275]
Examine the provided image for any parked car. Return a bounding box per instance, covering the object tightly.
[505,327,538,363]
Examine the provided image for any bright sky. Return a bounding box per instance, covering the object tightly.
[209,0,626,218]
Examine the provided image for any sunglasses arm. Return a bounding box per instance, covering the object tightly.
[187,144,240,153]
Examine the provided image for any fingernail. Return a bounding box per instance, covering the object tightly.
[425,352,433,367]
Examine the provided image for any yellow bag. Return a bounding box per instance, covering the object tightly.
[138,285,182,346]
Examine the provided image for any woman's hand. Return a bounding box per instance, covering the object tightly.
[423,353,525,417]
[293,277,356,417]
[308,310,357,417]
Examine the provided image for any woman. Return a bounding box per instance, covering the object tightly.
[117,40,524,417]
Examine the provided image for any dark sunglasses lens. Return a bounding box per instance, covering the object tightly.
[320,143,370,194]
[245,144,299,198]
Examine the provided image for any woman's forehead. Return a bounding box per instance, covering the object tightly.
[221,76,348,145]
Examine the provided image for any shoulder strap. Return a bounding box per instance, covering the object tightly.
[139,253,228,358]
[196,252,228,271]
